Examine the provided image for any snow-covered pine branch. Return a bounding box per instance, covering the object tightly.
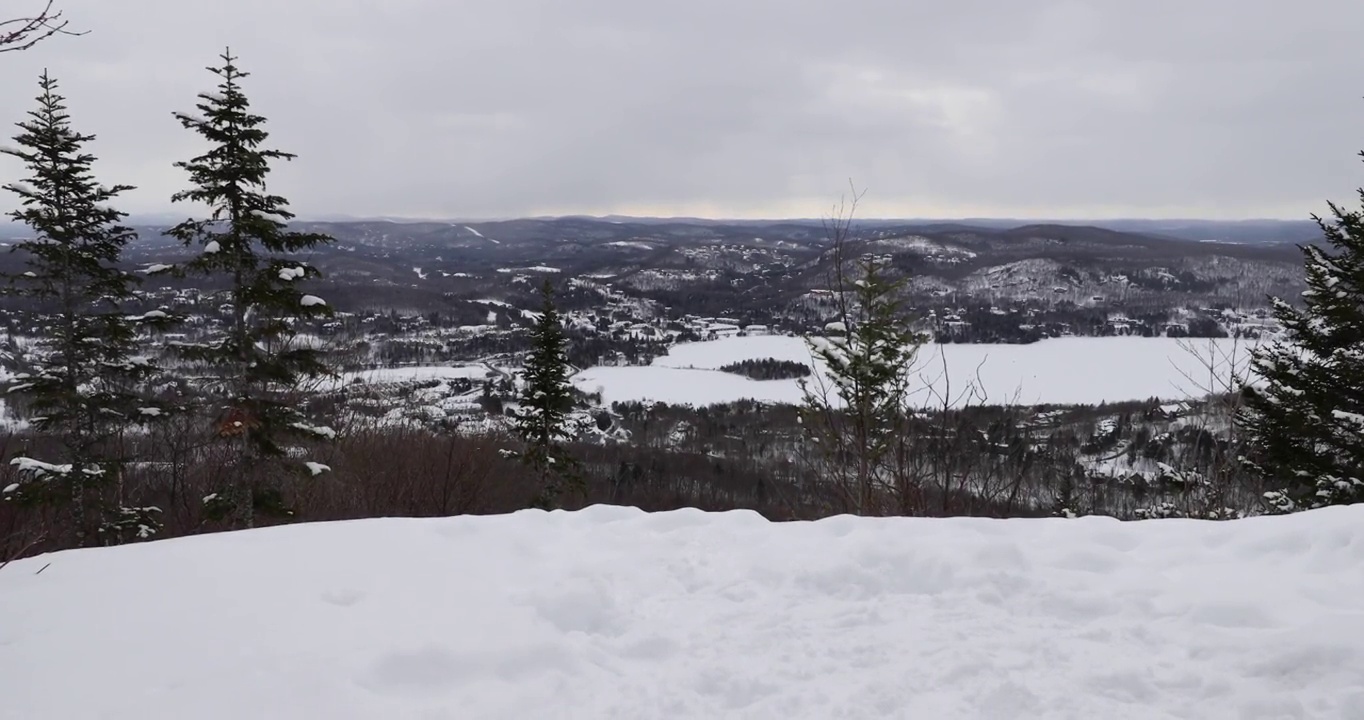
[290,422,337,440]
[172,111,207,127]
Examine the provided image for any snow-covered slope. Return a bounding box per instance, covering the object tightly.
[2,506,1362,719]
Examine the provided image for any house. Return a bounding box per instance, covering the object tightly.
[705,323,741,339]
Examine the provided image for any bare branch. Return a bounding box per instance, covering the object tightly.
[0,1,86,54]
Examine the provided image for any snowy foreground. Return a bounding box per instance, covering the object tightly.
[572,335,1259,407]
[3,507,1363,720]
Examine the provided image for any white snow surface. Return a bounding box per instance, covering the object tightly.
[573,335,1260,407]
[497,266,561,274]
[337,364,495,386]
[2,506,1363,719]
[461,225,500,244]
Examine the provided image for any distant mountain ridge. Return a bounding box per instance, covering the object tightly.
[0,214,1321,247]
[269,216,1329,246]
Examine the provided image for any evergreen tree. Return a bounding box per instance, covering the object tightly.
[1238,151,1364,513]
[800,254,924,514]
[799,193,925,514]
[1,72,170,545]
[165,50,336,528]
[509,280,580,509]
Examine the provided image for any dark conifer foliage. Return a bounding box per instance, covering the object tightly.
[1,72,170,545]
[509,279,581,508]
[165,50,337,527]
[719,358,812,381]
[1238,147,1364,512]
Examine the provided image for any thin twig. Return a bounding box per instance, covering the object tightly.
[0,1,87,54]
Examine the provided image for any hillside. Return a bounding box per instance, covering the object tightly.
[2,506,1362,719]
[0,216,1300,331]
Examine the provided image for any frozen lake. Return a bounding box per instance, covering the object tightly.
[571,335,1262,408]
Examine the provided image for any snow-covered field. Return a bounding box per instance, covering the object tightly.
[338,364,496,386]
[573,335,1259,407]
[2,506,1362,719]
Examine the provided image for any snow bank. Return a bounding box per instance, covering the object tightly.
[2,506,1362,719]
[573,335,1260,407]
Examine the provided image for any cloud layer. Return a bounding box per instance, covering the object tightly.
[2,0,1362,220]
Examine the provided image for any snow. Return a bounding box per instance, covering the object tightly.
[141,263,174,274]
[172,111,207,126]
[603,240,657,250]
[1,506,1362,719]
[462,225,500,244]
[334,364,495,387]
[278,266,307,281]
[203,240,221,254]
[300,295,327,307]
[474,299,540,321]
[412,267,427,280]
[8,457,72,478]
[497,266,561,274]
[304,461,331,476]
[2,182,35,195]
[573,335,1261,408]
[1331,410,1364,428]
[290,421,336,439]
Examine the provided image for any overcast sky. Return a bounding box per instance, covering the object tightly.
[3,0,1363,221]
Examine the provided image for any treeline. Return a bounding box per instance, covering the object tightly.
[718,358,811,380]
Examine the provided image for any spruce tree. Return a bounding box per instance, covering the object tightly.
[509,280,581,509]
[1238,152,1364,513]
[800,253,923,514]
[165,50,336,528]
[1,72,170,545]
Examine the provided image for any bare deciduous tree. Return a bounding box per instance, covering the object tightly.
[1,1,83,54]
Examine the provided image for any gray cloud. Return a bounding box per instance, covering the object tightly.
[2,0,1362,220]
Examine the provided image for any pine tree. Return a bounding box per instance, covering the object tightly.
[800,255,923,514]
[799,194,925,515]
[509,280,581,509]
[165,50,336,528]
[1238,153,1364,513]
[1,72,170,545]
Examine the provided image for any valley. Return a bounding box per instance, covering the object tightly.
[0,215,1309,528]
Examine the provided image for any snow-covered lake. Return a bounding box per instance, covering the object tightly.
[2,505,1360,718]
[571,335,1262,408]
